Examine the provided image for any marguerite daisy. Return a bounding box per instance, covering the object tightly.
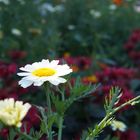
[0,98,31,127]
[17,59,72,88]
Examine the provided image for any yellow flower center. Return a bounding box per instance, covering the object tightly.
[32,68,56,77]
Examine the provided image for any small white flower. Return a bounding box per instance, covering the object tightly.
[0,0,9,5]
[40,3,64,15]
[110,120,127,132]
[109,4,117,11]
[17,0,25,5]
[54,5,64,12]
[11,28,22,36]
[134,6,140,13]
[90,10,101,18]
[17,59,73,88]
[68,25,75,30]
[0,98,31,127]
[43,3,55,12]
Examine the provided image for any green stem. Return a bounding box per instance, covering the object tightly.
[16,129,34,140]
[86,116,109,140]
[58,116,64,140]
[44,84,53,140]
[46,92,53,140]
[114,95,140,112]
[57,87,65,140]
[46,90,52,116]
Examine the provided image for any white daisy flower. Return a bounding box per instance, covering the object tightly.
[110,120,127,132]
[0,98,31,127]
[17,59,73,88]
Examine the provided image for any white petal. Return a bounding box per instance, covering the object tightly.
[49,77,66,85]
[18,79,33,88]
[39,59,49,67]
[57,77,67,83]
[19,64,35,72]
[32,62,41,68]
[41,59,49,64]
[17,72,30,76]
[50,60,59,67]
[56,65,72,76]
[33,81,44,86]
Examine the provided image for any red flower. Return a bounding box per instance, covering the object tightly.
[0,128,9,140]
[124,42,135,51]
[8,50,27,60]
[115,89,134,111]
[21,121,33,134]
[0,89,9,99]
[128,51,140,60]
[8,63,17,75]
[0,63,8,78]
[26,107,40,127]
[129,29,140,43]
[115,129,138,140]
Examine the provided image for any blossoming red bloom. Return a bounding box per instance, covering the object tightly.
[115,89,134,110]
[61,56,92,71]
[128,51,140,60]
[0,62,17,78]
[21,121,33,134]
[8,50,27,60]
[124,29,140,64]
[129,29,140,43]
[0,128,9,140]
[124,42,135,51]
[8,63,17,75]
[96,67,136,83]
[115,129,138,140]
[0,63,8,78]
[26,107,40,127]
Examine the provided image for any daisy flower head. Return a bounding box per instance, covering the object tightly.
[17,59,73,88]
[110,120,127,132]
[0,98,31,127]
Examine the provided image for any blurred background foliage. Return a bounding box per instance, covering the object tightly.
[1,0,140,140]
[0,0,140,63]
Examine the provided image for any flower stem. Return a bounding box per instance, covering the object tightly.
[86,116,109,140]
[44,84,53,140]
[47,92,53,140]
[58,116,63,140]
[57,87,65,140]
[16,128,35,140]
[114,95,140,112]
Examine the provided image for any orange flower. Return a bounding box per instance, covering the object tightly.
[71,65,79,72]
[83,75,98,83]
[113,0,123,5]
[63,52,70,58]
[97,62,108,70]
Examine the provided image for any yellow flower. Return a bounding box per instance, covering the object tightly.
[110,120,127,132]
[17,59,72,88]
[28,28,42,36]
[0,98,31,127]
